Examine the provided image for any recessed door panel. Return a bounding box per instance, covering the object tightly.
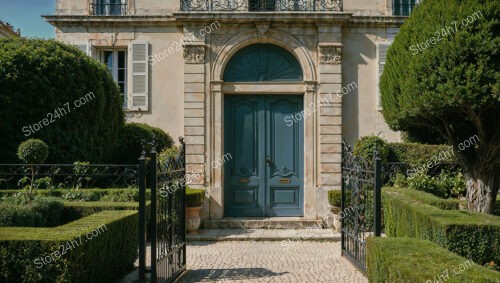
[224,96,265,217]
[224,95,303,217]
[266,96,303,216]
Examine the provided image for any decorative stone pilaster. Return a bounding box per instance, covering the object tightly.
[183,44,206,64]
[208,81,224,220]
[183,35,207,190]
[319,45,342,65]
[303,80,319,219]
[317,26,343,221]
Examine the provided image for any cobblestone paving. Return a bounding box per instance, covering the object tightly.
[178,241,367,283]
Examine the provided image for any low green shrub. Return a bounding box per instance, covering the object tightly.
[0,196,63,227]
[158,146,180,170]
[367,237,500,282]
[0,188,150,203]
[383,187,500,265]
[353,136,389,162]
[0,210,138,283]
[384,187,460,210]
[496,195,500,216]
[391,172,409,187]
[328,190,341,207]
[186,188,205,207]
[116,123,174,164]
[388,142,456,165]
[407,171,466,198]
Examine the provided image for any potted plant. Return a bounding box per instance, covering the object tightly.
[328,190,342,232]
[185,187,205,233]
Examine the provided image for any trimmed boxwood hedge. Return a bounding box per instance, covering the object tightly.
[387,142,456,165]
[383,187,500,265]
[384,187,461,210]
[0,210,138,283]
[61,201,146,223]
[186,188,205,207]
[328,190,341,207]
[0,197,64,227]
[367,237,500,282]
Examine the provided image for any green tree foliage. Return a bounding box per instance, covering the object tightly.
[115,123,174,164]
[0,39,124,163]
[17,139,49,164]
[380,0,499,213]
[354,136,390,162]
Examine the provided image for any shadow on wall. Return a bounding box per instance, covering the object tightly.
[341,33,373,145]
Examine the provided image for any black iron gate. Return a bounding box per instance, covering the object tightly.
[340,141,382,273]
[139,138,186,283]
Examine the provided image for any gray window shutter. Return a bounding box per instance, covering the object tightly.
[128,41,149,111]
[377,42,391,111]
[74,42,89,55]
[73,42,96,58]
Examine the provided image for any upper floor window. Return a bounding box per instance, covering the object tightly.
[92,0,127,16]
[393,0,419,16]
[249,0,275,11]
[100,50,128,109]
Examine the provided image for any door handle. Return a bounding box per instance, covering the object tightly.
[265,156,272,166]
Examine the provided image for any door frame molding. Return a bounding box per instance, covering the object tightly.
[203,30,320,220]
[208,80,319,219]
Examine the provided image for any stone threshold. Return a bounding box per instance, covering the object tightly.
[187,229,340,242]
[203,217,324,229]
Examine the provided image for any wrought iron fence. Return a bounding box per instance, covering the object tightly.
[1,138,186,283]
[0,163,138,190]
[181,0,343,12]
[341,141,381,273]
[138,138,186,283]
[91,2,128,16]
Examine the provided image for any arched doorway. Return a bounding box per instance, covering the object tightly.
[223,44,305,217]
[223,44,303,82]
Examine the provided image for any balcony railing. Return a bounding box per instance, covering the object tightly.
[91,3,128,16]
[392,0,419,16]
[181,0,343,12]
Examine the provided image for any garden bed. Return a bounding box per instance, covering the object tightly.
[367,237,500,282]
[383,187,500,265]
[0,210,138,283]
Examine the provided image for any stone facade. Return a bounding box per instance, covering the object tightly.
[46,0,408,222]
[0,21,20,38]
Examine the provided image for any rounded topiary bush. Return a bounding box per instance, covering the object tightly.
[0,38,124,163]
[17,139,49,164]
[186,188,205,207]
[354,136,389,162]
[116,123,174,164]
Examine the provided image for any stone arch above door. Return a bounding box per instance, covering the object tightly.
[211,29,317,82]
[223,44,303,82]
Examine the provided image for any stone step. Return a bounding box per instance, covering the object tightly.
[187,229,340,242]
[202,217,324,229]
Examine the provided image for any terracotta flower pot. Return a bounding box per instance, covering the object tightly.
[186,206,202,233]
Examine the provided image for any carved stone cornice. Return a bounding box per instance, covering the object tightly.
[183,44,206,64]
[319,46,342,64]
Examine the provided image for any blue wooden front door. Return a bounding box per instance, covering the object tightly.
[224,95,304,217]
